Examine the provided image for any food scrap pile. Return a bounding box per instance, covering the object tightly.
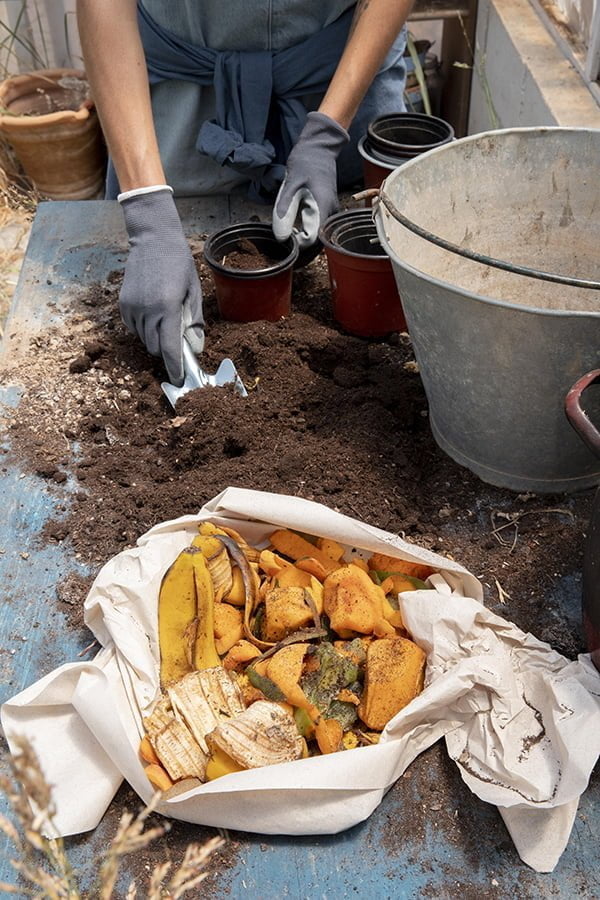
[140,520,434,791]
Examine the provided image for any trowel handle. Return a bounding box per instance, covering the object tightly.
[565,369,600,459]
[182,336,208,388]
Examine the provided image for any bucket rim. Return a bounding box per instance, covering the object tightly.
[377,125,600,295]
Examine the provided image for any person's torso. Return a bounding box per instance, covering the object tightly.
[139,0,356,51]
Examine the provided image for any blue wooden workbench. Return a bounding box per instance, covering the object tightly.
[1,201,598,898]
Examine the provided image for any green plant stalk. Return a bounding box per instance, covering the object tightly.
[405,33,432,116]
[63,11,84,69]
[30,0,50,71]
[0,7,48,80]
[454,13,500,130]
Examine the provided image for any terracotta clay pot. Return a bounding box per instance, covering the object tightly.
[0,68,106,200]
[320,209,406,337]
[203,222,298,322]
[359,112,454,191]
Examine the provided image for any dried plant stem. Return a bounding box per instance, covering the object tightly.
[1,736,223,898]
[490,507,575,553]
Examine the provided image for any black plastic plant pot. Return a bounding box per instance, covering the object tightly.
[359,112,454,191]
[203,222,299,322]
[319,209,406,338]
[367,112,454,157]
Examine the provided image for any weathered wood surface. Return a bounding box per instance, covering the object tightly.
[0,200,598,897]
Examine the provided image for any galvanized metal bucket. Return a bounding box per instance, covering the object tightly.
[375,127,600,493]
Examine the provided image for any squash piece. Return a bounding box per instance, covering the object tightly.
[367,553,434,581]
[145,763,174,792]
[266,644,320,720]
[214,603,244,655]
[139,736,161,766]
[269,529,338,574]
[259,549,292,577]
[262,586,315,642]
[214,603,243,638]
[275,566,324,614]
[382,596,406,632]
[379,576,394,595]
[358,637,426,731]
[348,556,369,573]
[224,565,245,606]
[235,672,266,706]
[295,557,329,583]
[316,537,345,562]
[205,745,245,781]
[246,666,286,701]
[252,658,270,678]
[315,718,343,754]
[343,732,359,751]
[223,640,261,670]
[389,573,427,593]
[323,565,394,637]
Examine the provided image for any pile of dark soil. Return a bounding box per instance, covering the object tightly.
[2,247,593,658]
[223,236,279,270]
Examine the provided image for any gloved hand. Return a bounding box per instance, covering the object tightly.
[272,111,350,249]
[119,188,204,386]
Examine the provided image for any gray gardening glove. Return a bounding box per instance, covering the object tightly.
[272,111,350,249]
[119,188,204,387]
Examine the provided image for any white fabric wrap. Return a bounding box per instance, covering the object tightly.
[2,487,599,873]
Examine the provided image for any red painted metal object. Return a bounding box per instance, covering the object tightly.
[565,369,600,670]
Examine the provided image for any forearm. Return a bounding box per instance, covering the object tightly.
[77,0,164,191]
[319,0,414,129]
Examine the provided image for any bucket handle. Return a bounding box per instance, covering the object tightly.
[377,190,600,291]
[565,370,600,459]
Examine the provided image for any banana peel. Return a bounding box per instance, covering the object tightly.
[158,548,221,687]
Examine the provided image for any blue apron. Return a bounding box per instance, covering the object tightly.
[107,3,406,198]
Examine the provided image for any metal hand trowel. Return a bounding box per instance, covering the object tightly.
[161,337,248,410]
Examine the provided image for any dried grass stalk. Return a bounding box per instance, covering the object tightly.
[1,736,224,898]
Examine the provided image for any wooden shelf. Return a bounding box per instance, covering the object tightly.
[409,0,471,21]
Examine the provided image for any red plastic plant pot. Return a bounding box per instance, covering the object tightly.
[358,136,397,191]
[203,223,299,322]
[358,112,454,193]
[320,209,407,338]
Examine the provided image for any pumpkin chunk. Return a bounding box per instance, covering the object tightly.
[323,565,394,637]
[367,553,434,581]
[262,586,315,642]
[358,637,426,731]
[269,529,338,574]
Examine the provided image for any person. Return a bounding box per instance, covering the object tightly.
[76,1,413,386]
